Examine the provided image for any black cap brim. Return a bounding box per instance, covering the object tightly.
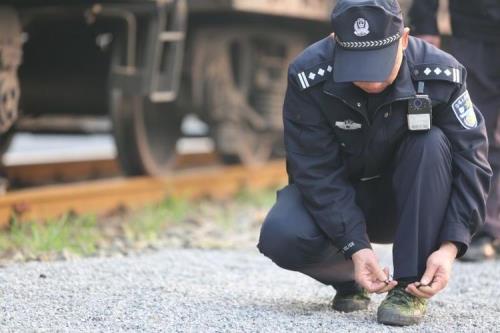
[333,41,399,83]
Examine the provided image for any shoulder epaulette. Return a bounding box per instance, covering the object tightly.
[411,64,464,84]
[295,62,333,91]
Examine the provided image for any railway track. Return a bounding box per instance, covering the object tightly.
[0,159,287,228]
[1,152,220,188]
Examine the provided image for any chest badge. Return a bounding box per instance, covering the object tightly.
[335,119,362,130]
[354,18,370,37]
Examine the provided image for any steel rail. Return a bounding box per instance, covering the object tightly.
[1,152,219,188]
[0,160,287,228]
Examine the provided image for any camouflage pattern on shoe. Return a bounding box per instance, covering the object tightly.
[377,286,428,326]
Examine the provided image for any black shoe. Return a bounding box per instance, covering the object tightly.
[331,288,371,312]
[459,235,498,262]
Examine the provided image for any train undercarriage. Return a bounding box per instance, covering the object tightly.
[0,0,332,176]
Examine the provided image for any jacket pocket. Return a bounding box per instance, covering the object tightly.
[333,128,365,155]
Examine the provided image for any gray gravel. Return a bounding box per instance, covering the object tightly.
[0,245,499,332]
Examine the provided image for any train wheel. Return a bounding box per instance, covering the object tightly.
[0,128,14,193]
[0,127,13,156]
[0,6,21,151]
[194,28,305,165]
[110,90,182,176]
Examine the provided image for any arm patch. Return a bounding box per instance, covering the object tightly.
[452,90,477,129]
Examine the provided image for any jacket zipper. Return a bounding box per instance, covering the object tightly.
[325,90,415,124]
[373,96,414,118]
[324,90,370,126]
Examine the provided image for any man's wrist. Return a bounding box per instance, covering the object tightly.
[351,248,372,262]
[440,241,459,258]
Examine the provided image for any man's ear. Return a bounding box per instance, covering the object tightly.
[401,27,410,50]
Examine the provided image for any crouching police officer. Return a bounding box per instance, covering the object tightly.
[258,0,492,327]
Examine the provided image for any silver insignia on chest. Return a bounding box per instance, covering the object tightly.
[335,119,362,130]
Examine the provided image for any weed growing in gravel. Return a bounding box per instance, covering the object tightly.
[123,196,191,242]
[0,214,102,258]
[207,186,278,231]
[0,186,282,263]
[234,186,279,208]
[212,204,235,231]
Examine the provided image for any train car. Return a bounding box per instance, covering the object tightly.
[0,0,413,176]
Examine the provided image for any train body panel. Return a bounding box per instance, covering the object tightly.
[188,0,332,21]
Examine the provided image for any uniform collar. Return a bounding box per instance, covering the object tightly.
[385,56,417,100]
[322,55,417,110]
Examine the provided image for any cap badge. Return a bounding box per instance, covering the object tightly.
[354,18,370,37]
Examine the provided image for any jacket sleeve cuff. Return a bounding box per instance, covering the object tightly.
[333,221,372,259]
[438,221,472,258]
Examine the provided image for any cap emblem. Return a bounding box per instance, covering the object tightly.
[354,18,370,37]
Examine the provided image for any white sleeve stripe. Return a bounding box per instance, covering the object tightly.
[297,72,306,89]
[453,68,461,83]
[300,72,310,88]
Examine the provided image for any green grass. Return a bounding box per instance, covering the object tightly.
[211,205,235,231]
[0,187,279,260]
[123,196,191,242]
[234,186,279,208]
[0,214,102,257]
[210,186,280,230]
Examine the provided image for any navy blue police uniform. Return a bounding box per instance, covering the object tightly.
[410,0,500,246]
[258,33,491,291]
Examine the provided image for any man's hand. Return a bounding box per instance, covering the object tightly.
[406,242,458,298]
[415,34,442,48]
[352,249,398,294]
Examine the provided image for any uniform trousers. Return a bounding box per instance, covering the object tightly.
[258,127,453,292]
[450,37,500,239]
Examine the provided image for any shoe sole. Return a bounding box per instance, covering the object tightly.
[377,308,424,326]
[332,299,370,313]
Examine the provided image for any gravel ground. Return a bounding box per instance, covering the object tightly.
[0,245,499,332]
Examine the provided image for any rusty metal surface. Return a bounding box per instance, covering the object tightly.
[0,0,161,5]
[191,27,305,164]
[1,152,219,188]
[0,0,418,16]
[0,7,22,135]
[188,0,333,20]
[2,0,423,20]
[187,0,418,20]
[0,0,451,178]
[0,159,287,227]
[3,159,121,188]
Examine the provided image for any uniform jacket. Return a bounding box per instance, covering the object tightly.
[409,0,500,43]
[284,35,492,258]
